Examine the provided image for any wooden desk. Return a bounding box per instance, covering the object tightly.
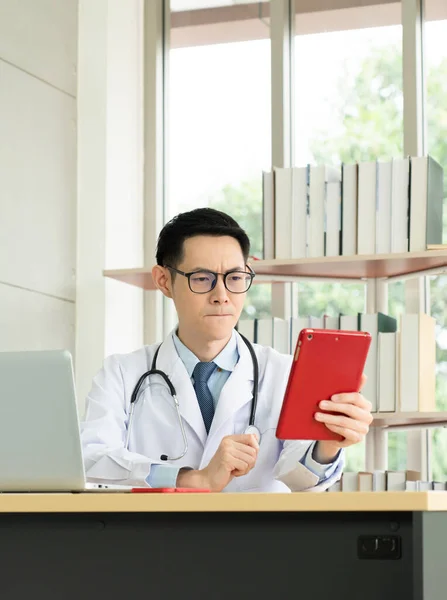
[0,492,446,600]
[0,490,447,512]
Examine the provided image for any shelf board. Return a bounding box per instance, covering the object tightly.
[104,267,157,290]
[253,249,447,280]
[372,412,447,428]
[103,249,447,289]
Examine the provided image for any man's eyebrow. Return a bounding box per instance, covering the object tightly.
[189,266,245,272]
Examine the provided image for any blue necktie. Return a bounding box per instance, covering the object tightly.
[193,362,216,433]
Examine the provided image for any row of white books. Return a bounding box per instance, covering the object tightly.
[262,155,444,260]
[328,470,447,492]
[237,311,436,414]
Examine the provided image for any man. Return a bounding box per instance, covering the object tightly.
[81,208,372,492]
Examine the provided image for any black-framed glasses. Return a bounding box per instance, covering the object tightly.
[165,265,256,294]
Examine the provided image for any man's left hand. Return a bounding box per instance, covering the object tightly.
[313,374,373,462]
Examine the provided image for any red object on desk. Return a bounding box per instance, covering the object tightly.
[131,487,211,493]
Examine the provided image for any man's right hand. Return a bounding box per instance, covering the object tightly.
[177,434,259,492]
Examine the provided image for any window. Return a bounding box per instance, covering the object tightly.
[165,1,445,477]
[169,1,271,318]
[293,5,403,471]
[294,8,403,167]
[425,4,447,480]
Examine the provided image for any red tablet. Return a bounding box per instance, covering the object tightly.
[276,328,371,442]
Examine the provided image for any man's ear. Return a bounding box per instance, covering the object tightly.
[152,265,173,299]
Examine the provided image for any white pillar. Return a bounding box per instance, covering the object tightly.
[143,0,168,344]
[270,0,294,319]
[105,0,144,359]
[76,0,108,415]
[76,0,144,416]
[402,0,426,156]
[402,0,430,479]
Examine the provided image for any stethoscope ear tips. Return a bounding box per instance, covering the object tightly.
[160,454,168,461]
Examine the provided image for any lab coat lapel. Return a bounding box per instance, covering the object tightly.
[207,332,255,442]
[155,332,207,447]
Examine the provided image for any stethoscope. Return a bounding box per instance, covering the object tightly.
[125,334,260,462]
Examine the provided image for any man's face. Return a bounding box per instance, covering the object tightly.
[171,235,247,344]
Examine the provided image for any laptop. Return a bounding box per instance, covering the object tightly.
[0,349,131,492]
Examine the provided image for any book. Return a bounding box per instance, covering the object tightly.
[399,313,436,412]
[358,471,373,491]
[262,171,275,259]
[324,315,340,330]
[359,313,397,412]
[339,314,359,331]
[308,165,340,258]
[406,470,421,482]
[309,316,324,329]
[341,472,359,491]
[409,156,444,251]
[390,157,410,252]
[256,317,273,347]
[357,160,377,255]
[376,160,393,254]
[329,469,445,492]
[291,166,309,258]
[273,317,289,354]
[386,470,406,491]
[237,319,256,344]
[327,480,341,492]
[377,332,397,412]
[372,470,386,491]
[325,181,341,257]
[341,163,358,256]
[417,481,434,491]
[274,168,293,259]
[291,317,310,353]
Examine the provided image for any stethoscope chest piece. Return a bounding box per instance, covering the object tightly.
[244,425,261,444]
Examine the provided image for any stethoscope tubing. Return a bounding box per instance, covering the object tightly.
[125,333,259,460]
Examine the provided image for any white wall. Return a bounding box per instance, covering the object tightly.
[0,0,77,357]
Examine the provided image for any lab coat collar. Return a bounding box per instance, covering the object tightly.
[233,330,255,382]
[213,330,239,373]
[205,331,255,443]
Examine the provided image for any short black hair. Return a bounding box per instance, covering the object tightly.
[156,207,250,268]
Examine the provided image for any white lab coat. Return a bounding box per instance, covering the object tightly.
[81,330,343,492]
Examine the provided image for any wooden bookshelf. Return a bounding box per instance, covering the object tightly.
[103,252,447,441]
[372,412,447,428]
[103,249,447,290]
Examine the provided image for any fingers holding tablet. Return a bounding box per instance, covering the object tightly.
[314,389,372,447]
